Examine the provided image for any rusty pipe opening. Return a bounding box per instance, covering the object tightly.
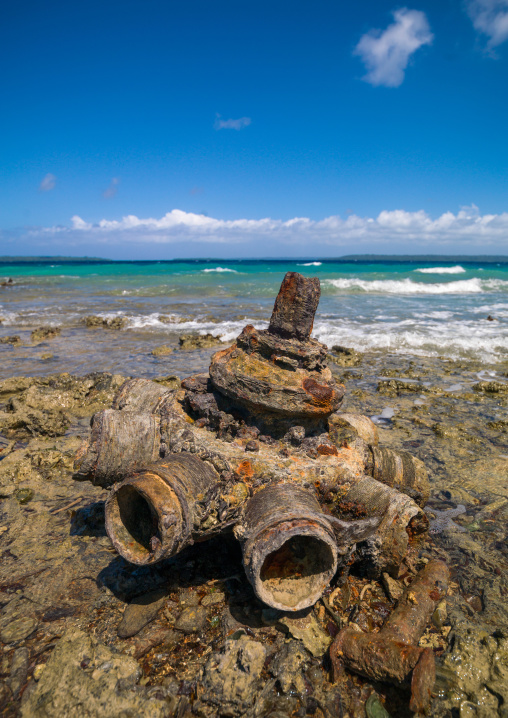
[105,473,184,565]
[237,484,338,611]
[251,521,338,611]
[105,454,220,566]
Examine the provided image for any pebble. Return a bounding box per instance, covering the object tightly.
[0,617,38,644]
[178,588,200,607]
[175,606,207,634]
[151,345,173,357]
[117,590,167,639]
[201,591,225,606]
[381,573,404,602]
[33,664,46,681]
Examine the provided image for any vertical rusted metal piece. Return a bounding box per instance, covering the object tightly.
[268,272,321,341]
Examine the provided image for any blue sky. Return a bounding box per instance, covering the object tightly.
[1,0,508,258]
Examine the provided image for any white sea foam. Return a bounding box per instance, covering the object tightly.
[470,303,508,318]
[313,317,508,362]
[298,261,322,266]
[323,277,508,294]
[201,267,238,273]
[0,310,18,325]
[414,266,466,274]
[126,312,268,342]
[412,311,455,319]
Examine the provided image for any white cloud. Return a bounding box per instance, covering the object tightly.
[103,177,120,199]
[467,0,508,51]
[354,8,433,87]
[39,173,56,192]
[214,115,251,130]
[26,206,508,252]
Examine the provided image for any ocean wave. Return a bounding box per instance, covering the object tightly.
[412,310,455,319]
[414,266,466,274]
[313,319,508,362]
[126,313,268,342]
[297,261,322,266]
[201,267,238,273]
[323,277,508,294]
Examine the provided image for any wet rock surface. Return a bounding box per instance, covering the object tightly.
[30,327,60,343]
[117,590,167,638]
[0,310,507,716]
[179,332,222,350]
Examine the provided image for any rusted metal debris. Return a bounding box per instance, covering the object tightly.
[330,559,449,714]
[75,271,444,705]
[75,272,433,610]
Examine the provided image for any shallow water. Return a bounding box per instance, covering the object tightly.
[1,258,507,377]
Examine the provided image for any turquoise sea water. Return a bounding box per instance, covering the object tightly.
[1,258,507,376]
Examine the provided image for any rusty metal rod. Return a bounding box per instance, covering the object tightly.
[330,559,449,709]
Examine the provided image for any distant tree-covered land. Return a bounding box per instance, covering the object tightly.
[0,256,111,264]
[338,255,508,263]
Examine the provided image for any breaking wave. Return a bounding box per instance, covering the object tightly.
[297,261,322,266]
[323,278,508,294]
[201,267,239,273]
[414,266,466,274]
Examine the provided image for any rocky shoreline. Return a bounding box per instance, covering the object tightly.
[0,346,507,717]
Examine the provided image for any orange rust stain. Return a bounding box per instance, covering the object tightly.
[235,460,254,479]
[302,377,333,404]
[317,444,339,456]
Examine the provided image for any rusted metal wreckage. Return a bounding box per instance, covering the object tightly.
[75,271,448,712]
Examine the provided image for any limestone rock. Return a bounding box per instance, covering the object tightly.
[84,316,127,330]
[329,345,363,367]
[279,610,331,657]
[31,327,61,342]
[175,606,207,634]
[151,345,173,357]
[201,635,266,715]
[117,589,167,638]
[21,628,170,718]
[179,333,222,350]
[269,640,310,693]
[0,617,38,644]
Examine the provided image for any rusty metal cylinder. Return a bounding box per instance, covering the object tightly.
[338,476,429,578]
[112,377,176,413]
[367,445,429,507]
[105,454,219,565]
[329,412,379,446]
[74,409,162,487]
[235,483,339,612]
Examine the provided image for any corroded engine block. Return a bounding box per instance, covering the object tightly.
[75,272,431,613]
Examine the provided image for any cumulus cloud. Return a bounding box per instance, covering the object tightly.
[214,114,251,130]
[22,206,508,253]
[39,173,56,192]
[467,0,508,51]
[103,177,120,199]
[354,8,433,87]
